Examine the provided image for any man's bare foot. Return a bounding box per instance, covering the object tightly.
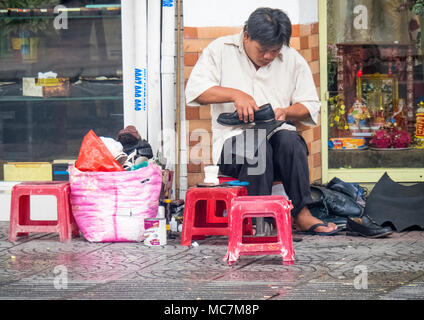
[294,206,337,233]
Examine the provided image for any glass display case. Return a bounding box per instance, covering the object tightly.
[0,1,123,180]
[323,0,424,182]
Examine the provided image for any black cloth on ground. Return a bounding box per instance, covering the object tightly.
[364,172,424,231]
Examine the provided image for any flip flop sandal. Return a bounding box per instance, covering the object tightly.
[296,222,342,236]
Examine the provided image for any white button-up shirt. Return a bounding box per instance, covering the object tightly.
[185,31,320,165]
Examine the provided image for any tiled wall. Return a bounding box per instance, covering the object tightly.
[184,23,321,187]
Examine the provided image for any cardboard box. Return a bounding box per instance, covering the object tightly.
[4,162,52,181]
[329,138,366,150]
[23,77,70,98]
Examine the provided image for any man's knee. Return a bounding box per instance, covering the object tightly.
[270,130,308,155]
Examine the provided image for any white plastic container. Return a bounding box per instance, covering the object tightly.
[203,165,219,184]
[170,216,178,232]
[156,205,165,219]
[144,218,167,246]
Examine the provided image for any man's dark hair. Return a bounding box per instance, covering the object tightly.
[243,7,292,48]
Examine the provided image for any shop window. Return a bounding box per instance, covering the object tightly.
[327,0,424,169]
[0,1,123,181]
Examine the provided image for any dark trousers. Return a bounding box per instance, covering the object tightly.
[218,129,313,217]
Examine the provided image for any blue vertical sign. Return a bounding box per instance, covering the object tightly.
[134,68,147,111]
[162,0,174,7]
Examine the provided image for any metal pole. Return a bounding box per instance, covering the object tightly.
[175,0,181,199]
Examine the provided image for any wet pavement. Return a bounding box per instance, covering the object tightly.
[0,221,424,300]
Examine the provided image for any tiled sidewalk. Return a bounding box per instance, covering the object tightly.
[0,222,423,300]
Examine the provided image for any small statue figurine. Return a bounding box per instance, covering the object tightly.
[392,98,407,130]
[373,106,386,129]
[347,99,371,133]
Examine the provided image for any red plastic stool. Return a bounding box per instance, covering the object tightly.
[9,181,79,242]
[180,186,253,246]
[224,195,294,266]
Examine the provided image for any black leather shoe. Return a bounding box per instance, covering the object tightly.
[327,177,367,207]
[217,103,275,126]
[346,215,393,238]
[310,185,363,218]
[308,202,348,226]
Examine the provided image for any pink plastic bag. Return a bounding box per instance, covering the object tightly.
[69,163,162,242]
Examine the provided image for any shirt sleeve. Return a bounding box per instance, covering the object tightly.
[290,55,321,126]
[185,42,221,107]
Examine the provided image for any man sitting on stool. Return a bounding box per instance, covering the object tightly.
[185,7,338,235]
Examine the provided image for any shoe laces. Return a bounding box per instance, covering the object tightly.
[351,183,368,203]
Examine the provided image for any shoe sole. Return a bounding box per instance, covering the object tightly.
[346,230,393,238]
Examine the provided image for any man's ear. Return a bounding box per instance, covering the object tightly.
[243,31,250,41]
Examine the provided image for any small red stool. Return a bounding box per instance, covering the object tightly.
[9,181,79,242]
[224,195,294,266]
[181,186,253,246]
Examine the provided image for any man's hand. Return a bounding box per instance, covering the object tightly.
[275,104,311,122]
[195,86,259,123]
[233,91,259,123]
[274,107,287,121]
